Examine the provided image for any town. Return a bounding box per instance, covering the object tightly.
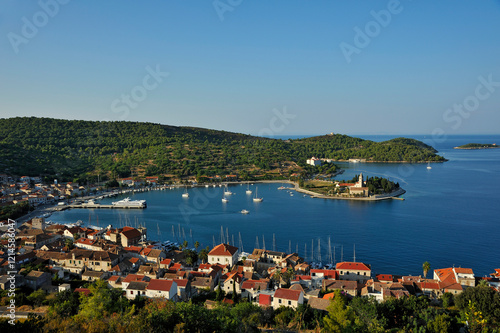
[1,215,500,318]
[1,174,500,330]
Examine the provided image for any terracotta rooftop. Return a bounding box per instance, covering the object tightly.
[209,243,238,256]
[336,262,371,271]
[259,293,272,306]
[274,288,302,301]
[147,279,174,292]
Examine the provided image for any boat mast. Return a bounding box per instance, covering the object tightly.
[238,232,244,253]
[318,239,321,263]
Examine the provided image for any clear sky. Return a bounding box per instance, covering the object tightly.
[1,0,499,136]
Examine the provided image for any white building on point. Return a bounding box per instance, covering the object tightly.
[306,157,322,166]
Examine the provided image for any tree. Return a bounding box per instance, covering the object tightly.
[427,313,452,333]
[199,247,209,263]
[27,289,46,307]
[194,241,200,251]
[423,261,431,278]
[478,279,489,287]
[215,283,224,302]
[441,292,454,308]
[323,290,362,332]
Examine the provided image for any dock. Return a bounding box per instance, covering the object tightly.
[65,204,146,209]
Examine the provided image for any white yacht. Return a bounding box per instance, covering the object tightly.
[253,187,263,202]
[246,184,252,195]
[240,209,249,214]
[112,197,147,208]
[224,184,233,195]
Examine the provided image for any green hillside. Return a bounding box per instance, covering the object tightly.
[0,117,445,182]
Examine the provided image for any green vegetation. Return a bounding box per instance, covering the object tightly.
[3,284,499,332]
[0,117,445,182]
[455,143,499,149]
[365,176,399,194]
[0,201,34,221]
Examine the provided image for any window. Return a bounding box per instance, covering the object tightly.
[288,300,291,305]
[130,291,133,294]
[357,272,359,275]
[364,272,366,275]
[279,299,282,303]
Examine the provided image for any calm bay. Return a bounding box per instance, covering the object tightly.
[48,135,500,277]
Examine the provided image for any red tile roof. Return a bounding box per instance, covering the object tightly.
[310,269,338,279]
[376,274,394,282]
[147,279,174,292]
[209,243,238,256]
[336,262,371,271]
[454,268,473,275]
[259,294,272,306]
[170,263,183,271]
[198,263,211,270]
[274,288,302,301]
[124,246,142,253]
[160,258,172,266]
[176,279,188,287]
[123,274,148,283]
[121,228,141,239]
[74,288,91,296]
[76,238,96,246]
[323,292,335,299]
[420,281,440,290]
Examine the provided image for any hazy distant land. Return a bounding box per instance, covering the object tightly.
[454,143,499,150]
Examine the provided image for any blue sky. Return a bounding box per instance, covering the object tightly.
[1,0,499,135]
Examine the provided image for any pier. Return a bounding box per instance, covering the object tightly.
[61,203,146,210]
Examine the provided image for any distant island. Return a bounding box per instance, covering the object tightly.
[0,117,446,183]
[454,143,499,150]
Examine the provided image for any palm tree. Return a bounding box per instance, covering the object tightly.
[272,270,283,288]
[478,279,489,287]
[194,241,200,251]
[423,261,431,278]
[199,248,208,263]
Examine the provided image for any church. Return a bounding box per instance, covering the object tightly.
[349,173,369,196]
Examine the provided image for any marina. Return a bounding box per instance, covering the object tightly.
[45,135,500,277]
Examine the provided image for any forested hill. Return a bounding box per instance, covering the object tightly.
[0,117,445,181]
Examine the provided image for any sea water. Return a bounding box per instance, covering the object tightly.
[49,135,500,277]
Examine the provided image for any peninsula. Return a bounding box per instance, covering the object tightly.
[454,143,499,149]
[0,117,446,185]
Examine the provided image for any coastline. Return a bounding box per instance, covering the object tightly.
[453,147,499,150]
[16,177,405,223]
[240,180,406,201]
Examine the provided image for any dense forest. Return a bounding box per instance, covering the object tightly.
[1,281,499,332]
[0,117,446,183]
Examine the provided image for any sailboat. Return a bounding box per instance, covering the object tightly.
[253,187,263,202]
[246,184,252,195]
[426,162,432,170]
[182,186,189,198]
[222,192,229,203]
[224,184,233,196]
